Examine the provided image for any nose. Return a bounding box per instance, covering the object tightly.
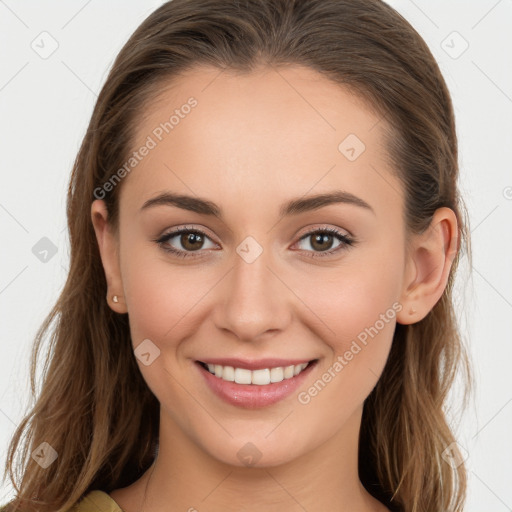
[213,248,293,342]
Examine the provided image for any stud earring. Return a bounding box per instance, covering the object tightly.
[112,295,119,303]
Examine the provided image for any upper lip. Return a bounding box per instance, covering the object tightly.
[197,358,316,371]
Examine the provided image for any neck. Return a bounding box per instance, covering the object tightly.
[122,405,388,512]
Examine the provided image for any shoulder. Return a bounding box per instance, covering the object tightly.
[0,490,123,512]
[70,490,124,512]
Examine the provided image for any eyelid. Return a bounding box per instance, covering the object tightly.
[158,224,218,242]
[295,223,352,239]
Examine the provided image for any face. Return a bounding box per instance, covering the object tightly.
[92,65,420,468]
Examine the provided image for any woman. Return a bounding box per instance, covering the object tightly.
[1,0,472,511]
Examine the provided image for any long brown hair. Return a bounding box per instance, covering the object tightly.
[1,1,472,510]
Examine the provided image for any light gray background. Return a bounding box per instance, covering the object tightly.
[0,1,511,509]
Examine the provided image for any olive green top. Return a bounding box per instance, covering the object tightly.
[70,491,124,511]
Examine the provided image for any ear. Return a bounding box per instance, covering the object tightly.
[91,199,128,314]
[396,207,459,325]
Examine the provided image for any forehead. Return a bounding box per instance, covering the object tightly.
[120,64,402,220]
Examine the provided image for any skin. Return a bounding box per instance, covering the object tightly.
[91,64,458,512]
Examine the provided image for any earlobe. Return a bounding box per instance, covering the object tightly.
[396,207,458,325]
[90,199,127,314]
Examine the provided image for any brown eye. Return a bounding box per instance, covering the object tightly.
[180,232,205,251]
[295,227,355,258]
[309,232,336,252]
[155,227,217,258]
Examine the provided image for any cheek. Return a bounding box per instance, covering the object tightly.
[122,252,211,344]
[119,235,226,379]
[294,277,400,433]
[297,246,403,395]
[312,280,398,387]
[304,248,402,347]
[119,249,217,417]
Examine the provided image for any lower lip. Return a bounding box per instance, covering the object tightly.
[195,360,317,409]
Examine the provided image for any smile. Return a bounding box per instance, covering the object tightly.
[199,361,311,385]
[195,358,318,408]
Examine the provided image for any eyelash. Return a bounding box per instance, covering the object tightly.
[154,225,356,260]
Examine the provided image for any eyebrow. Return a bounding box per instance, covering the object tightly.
[140,190,375,217]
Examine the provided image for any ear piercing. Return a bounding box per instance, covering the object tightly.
[112,295,119,303]
[409,306,416,315]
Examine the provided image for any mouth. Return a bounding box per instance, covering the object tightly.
[195,358,319,408]
[196,359,317,385]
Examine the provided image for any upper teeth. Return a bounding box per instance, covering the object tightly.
[206,362,310,385]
